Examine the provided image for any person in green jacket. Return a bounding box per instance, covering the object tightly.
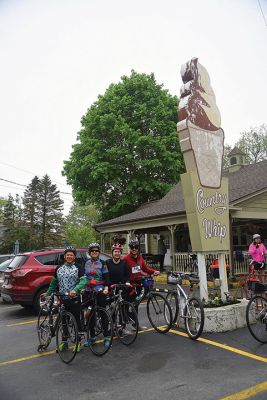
[43,246,84,352]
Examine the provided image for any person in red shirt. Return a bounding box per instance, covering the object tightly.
[123,239,159,330]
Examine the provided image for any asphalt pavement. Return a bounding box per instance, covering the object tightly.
[1,300,267,400]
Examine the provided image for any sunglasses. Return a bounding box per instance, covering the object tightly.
[90,249,100,253]
[130,245,139,250]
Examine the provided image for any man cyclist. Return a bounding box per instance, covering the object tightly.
[123,239,159,330]
[70,243,111,348]
[43,246,83,352]
[248,234,267,281]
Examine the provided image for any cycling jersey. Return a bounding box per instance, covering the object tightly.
[249,243,267,264]
[123,253,156,282]
[46,263,84,295]
[74,258,110,293]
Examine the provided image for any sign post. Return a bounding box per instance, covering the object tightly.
[177,58,230,302]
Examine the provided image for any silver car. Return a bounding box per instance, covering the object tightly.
[0,258,15,296]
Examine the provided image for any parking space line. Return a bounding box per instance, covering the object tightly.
[7,320,37,327]
[170,329,267,364]
[220,380,267,399]
[1,326,266,368]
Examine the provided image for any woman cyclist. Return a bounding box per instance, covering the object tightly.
[43,246,84,352]
[249,234,267,282]
[70,243,111,348]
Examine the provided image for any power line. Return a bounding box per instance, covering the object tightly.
[0,160,70,189]
[0,177,72,195]
[258,0,267,27]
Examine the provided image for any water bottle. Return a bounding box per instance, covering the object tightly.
[180,296,186,316]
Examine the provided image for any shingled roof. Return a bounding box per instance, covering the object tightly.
[95,160,267,228]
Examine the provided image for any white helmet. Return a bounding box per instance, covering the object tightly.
[253,234,261,240]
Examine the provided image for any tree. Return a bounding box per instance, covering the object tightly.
[237,124,267,163]
[63,70,184,221]
[63,203,99,247]
[37,175,64,248]
[22,176,41,249]
[0,194,29,253]
[223,143,232,169]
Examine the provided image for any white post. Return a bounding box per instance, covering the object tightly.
[218,253,228,302]
[197,252,208,302]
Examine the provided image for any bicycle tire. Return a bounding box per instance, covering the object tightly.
[184,297,204,340]
[37,310,53,350]
[56,311,79,364]
[165,292,179,324]
[147,292,172,334]
[246,295,267,343]
[115,301,138,346]
[86,306,113,356]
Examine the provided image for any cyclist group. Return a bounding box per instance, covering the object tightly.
[42,239,160,353]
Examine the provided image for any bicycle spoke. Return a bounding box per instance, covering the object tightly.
[56,311,79,364]
[246,295,267,343]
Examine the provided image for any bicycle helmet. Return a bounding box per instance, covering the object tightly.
[112,243,123,253]
[253,234,261,240]
[129,239,139,248]
[88,242,101,252]
[64,246,77,256]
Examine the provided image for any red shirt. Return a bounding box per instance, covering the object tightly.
[123,253,156,282]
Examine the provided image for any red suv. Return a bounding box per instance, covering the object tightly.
[2,248,109,312]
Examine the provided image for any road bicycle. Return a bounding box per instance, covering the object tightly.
[165,271,204,340]
[132,276,173,334]
[246,281,267,343]
[107,283,138,345]
[81,289,113,356]
[37,292,79,364]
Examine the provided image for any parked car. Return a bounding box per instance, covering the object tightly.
[0,257,15,296]
[0,254,15,263]
[1,248,110,312]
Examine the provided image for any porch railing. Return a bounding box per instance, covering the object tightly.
[173,252,251,275]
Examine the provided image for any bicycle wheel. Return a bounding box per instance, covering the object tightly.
[147,292,172,334]
[56,311,79,364]
[115,301,138,345]
[246,295,267,343]
[86,306,113,356]
[184,297,204,340]
[165,292,179,324]
[37,310,53,351]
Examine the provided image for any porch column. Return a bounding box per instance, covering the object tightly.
[100,233,106,252]
[168,225,177,269]
[229,215,234,277]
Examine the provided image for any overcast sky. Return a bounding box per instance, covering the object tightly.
[0,0,266,213]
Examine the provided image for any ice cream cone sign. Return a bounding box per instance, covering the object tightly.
[177,58,230,253]
[177,57,224,189]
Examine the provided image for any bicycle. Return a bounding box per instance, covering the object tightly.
[165,271,204,340]
[132,275,173,334]
[37,292,79,364]
[246,281,267,343]
[81,289,114,356]
[107,283,138,345]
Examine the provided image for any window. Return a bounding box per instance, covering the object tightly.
[35,253,57,266]
[230,156,237,165]
[139,234,146,254]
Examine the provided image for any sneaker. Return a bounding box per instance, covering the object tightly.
[122,328,133,335]
[73,342,82,353]
[58,341,68,351]
[84,337,96,347]
[104,337,111,348]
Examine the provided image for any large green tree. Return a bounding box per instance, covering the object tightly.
[63,71,184,221]
[22,176,41,249]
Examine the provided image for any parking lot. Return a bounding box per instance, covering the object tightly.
[1,300,267,400]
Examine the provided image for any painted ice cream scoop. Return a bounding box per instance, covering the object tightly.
[177,58,224,188]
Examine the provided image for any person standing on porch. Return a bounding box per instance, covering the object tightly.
[248,234,267,282]
[157,235,167,272]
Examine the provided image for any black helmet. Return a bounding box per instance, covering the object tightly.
[88,242,101,253]
[64,246,77,256]
[129,239,139,249]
